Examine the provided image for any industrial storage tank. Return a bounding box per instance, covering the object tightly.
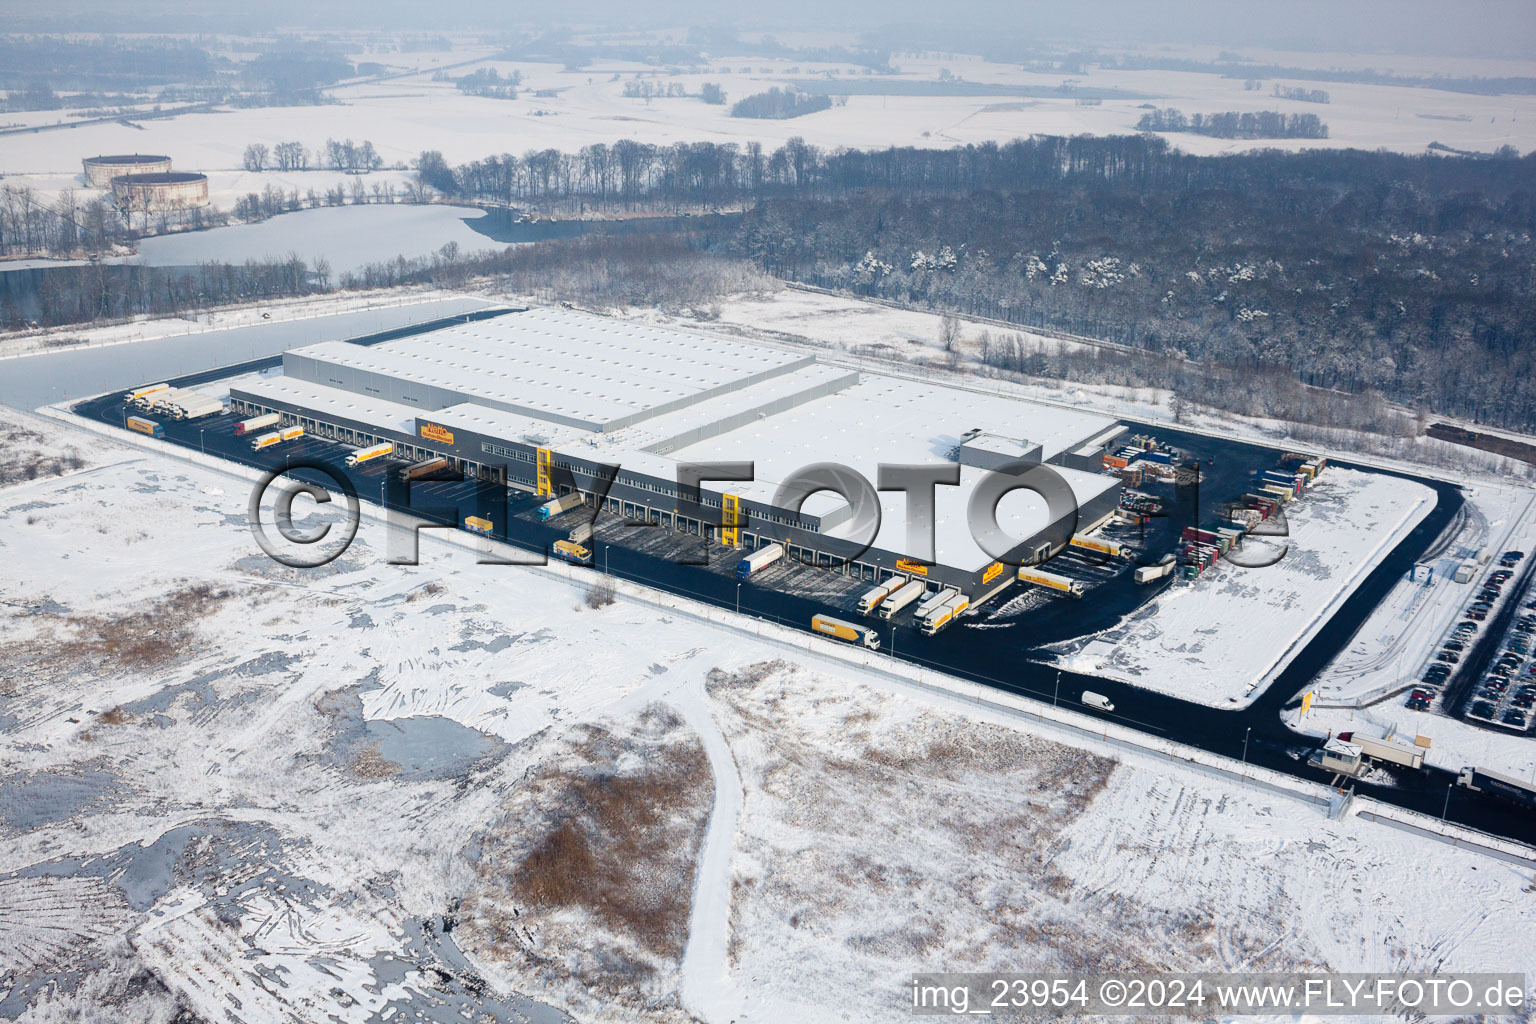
[82,154,173,188]
[111,171,210,211]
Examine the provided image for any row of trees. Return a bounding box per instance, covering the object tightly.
[730,88,833,119]
[1274,85,1330,103]
[2,256,322,331]
[243,138,385,173]
[455,67,521,99]
[1135,108,1329,139]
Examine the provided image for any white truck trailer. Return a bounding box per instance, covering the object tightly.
[877,579,927,620]
[735,542,785,579]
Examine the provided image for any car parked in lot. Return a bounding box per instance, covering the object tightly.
[1501,550,1526,566]
[1478,589,1501,602]
[1514,694,1535,709]
[1443,640,1466,653]
[1491,569,1514,583]
[1469,609,1489,621]
[1471,700,1498,718]
[1502,710,1528,728]
[1436,650,1461,663]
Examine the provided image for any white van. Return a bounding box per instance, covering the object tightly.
[1081,691,1115,712]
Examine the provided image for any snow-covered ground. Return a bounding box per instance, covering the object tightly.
[5,45,1535,213]
[1044,468,1436,707]
[3,398,1534,1022]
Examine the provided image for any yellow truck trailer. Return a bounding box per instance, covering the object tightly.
[1017,566,1085,597]
[811,613,880,651]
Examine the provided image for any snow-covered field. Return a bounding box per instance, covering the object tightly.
[1,387,1534,1022]
[5,44,1535,213]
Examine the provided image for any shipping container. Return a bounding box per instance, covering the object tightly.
[1134,557,1176,584]
[464,515,494,536]
[736,542,785,579]
[811,613,880,651]
[234,412,280,437]
[877,579,927,619]
[126,415,163,439]
[345,442,394,467]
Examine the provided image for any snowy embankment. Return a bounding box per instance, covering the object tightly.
[1046,467,1436,708]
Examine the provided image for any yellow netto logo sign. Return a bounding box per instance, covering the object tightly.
[982,561,1005,584]
[419,423,455,445]
[895,558,930,576]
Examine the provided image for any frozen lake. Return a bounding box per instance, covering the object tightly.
[132,204,506,277]
[0,297,495,410]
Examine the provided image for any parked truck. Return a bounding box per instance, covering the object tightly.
[278,425,304,443]
[857,577,904,615]
[233,413,280,437]
[127,383,169,406]
[735,542,785,579]
[1017,567,1085,597]
[250,432,282,451]
[403,456,451,481]
[176,395,225,421]
[553,539,592,565]
[537,492,585,521]
[877,579,926,619]
[914,586,961,622]
[1134,554,1176,584]
[1337,730,1429,771]
[464,515,493,536]
[811,613,881,651]
[1456,766,1536,810]
[1070,535,1124,558]
[126,415,163,439]
[345,442,394,467]
[920,594,970,635]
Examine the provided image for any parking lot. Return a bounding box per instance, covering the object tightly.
[1411,549,1536,735]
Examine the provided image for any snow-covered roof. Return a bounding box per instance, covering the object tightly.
[670,373,1120,570]
[285,306,813,431]
[234,376,422,434]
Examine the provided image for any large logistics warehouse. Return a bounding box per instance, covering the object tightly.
[229,307,1125,600]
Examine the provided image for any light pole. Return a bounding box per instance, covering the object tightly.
[1242,727,1252,770]
[1442,781,1453,820]
[199,427,205,455]
[735,582,741,615]
[1053,669,1060,707]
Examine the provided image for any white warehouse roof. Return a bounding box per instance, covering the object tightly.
[671,374,1120,571]
[236,375,422,434]
[284,306,814,431]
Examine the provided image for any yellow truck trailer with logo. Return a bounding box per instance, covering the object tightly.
[553,539,593,565]
[1070,535,1125,558]
[345,441,394,467]
[811,613,880,651]
[1017,567,1085,597]
[464,515,494,536]
[920,593,970,635]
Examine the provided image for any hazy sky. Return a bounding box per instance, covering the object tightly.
[4,0,1535,60]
